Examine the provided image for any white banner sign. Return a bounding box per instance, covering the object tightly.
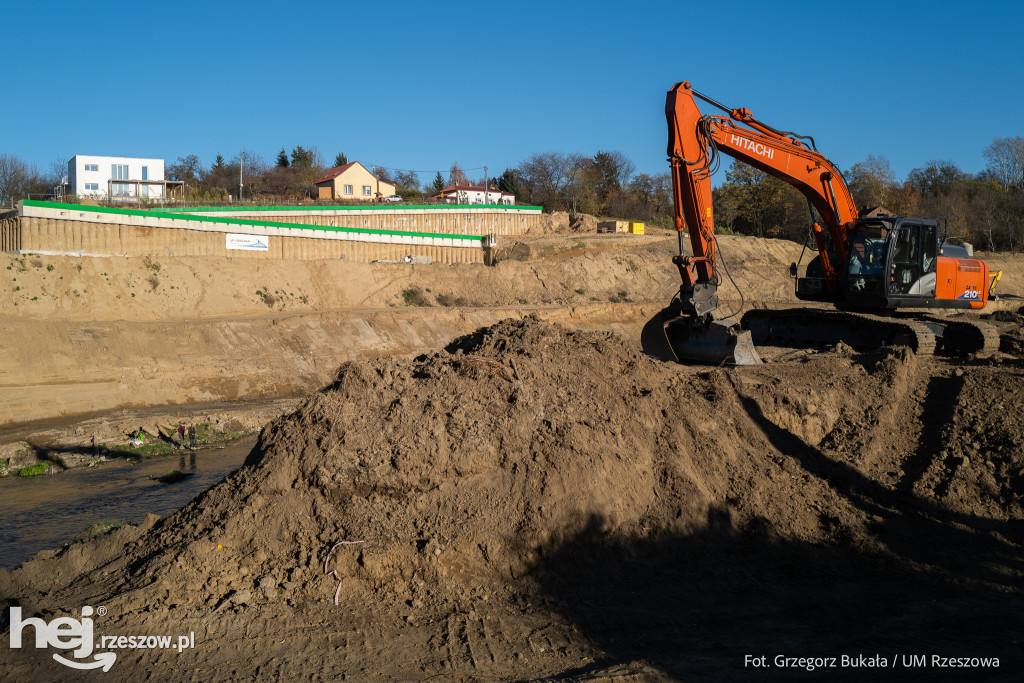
[226,234,269,251]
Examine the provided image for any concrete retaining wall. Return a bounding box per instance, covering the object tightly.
[0,211,20,252]
[168,204,542,237]
[13,201,498,264]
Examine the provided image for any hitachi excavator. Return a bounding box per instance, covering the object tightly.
[659,81,1000,365]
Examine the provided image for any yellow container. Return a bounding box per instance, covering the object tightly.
[629,222,645,234]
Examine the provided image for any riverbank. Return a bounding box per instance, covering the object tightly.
[0,398,299,478]
[0,436,258,569]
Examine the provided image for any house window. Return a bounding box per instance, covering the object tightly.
[85,183,99,191]
[84,164,99,172]
[141,166,148,180]
[343,185,353,195]
[362,186,371,196]
[111,164,129,180]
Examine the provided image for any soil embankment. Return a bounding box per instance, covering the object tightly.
[1,316,1022,679]
[1,232,807,427]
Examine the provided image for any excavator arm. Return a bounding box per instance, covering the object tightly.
[666,81,859,309]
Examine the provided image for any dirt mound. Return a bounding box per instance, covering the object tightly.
[3,317,1023,678]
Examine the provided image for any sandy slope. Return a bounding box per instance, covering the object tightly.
[0,233,808,427]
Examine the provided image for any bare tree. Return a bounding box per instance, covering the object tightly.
[608,150,636,187]
[391,169,420,194]
[47,156,70,186]
[0,153,45,206]
[846,154,895,209]
[983,136,1024,189]
[448,162,468,187]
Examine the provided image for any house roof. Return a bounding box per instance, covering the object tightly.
[435,184,513,196]
[314,161,395,186]
[314,162,357,185]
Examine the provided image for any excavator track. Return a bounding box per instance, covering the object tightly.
[741,308,938,354]
[741,308,1001,357]
[910,315,1001,356]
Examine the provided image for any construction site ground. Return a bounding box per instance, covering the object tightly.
[1,217,1023,680]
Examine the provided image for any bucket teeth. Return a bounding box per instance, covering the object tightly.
[654,311,763,366]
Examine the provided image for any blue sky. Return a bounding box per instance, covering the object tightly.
[2,0,1021,187]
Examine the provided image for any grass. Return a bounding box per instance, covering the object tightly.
[107,422,249,459]
[12,461,57,477]
[72,519,130,544]
[156,470,192,484]
[108,436,175,458]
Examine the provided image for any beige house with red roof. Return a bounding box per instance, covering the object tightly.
[315,161,396,201]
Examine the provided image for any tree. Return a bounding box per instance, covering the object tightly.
[276,149,290,168]
[166,154,203,185]
[47,156,70,187]
[211,155,225,173]
[372,166,393,183]
[391,169,420,195]
[0,153,45,205]
[334,152,349,167]
[515,152,575,211]
[497,168,519,197]
[846,154,894,209]
[983,136,1024,189]
[716,160,792,237]
[291,146,313,168]
[591,150,621,204]
[907,160,969,197]
[431,171,446,196]
[448,162,468,187]
[608,150,636,188]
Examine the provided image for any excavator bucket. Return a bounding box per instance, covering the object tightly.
[643,309,763,366]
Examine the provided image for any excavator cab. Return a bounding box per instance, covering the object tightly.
[845,217,939,309]
[845,222,890,296]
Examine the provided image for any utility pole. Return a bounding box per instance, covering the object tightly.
[239,151,244,202]
[483,165,488,205]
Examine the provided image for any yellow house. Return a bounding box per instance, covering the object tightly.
[315,161,396,201]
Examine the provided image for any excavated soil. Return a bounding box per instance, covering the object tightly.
[2,316,1023,680]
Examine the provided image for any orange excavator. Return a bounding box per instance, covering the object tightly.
[659,81,999,365]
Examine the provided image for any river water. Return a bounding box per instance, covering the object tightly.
[0,437,256,570]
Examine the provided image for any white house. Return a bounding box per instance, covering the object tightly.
[432,184,514,205]
[68,155,172,200]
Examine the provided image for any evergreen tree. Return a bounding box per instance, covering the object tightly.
[276,149,289,168]
[211,154,225,172]
[431,171,446,196]
[334,152,349,167]
[291,146,313,168]
[497,168,518,197]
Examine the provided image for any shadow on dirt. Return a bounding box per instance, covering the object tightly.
[531,507,1023,681]
[530,379,1024,680]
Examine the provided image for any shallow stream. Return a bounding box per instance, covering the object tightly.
[0,437,256,570]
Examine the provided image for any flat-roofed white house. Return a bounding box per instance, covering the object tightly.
[68,155,181,201]
[433,184,514,205]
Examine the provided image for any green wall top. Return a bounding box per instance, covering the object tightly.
[159,203,542,213]
[23,200,489,242]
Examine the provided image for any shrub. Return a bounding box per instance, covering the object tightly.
[402,286,431,307]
